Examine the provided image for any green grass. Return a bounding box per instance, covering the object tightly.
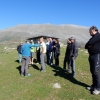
[0,47,100,100]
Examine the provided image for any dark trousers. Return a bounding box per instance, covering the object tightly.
[36,51,40,63]
[46,50,49,64]
[55,55,59,66]
[63,55,71,70]
[89,54,100,91]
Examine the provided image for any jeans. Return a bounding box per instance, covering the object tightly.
[18,53,22,63]
[49,52,53,64]
[70,57,75,76]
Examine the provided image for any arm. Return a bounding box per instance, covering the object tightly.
[40,43,46,54]
[30,44,40,47]
[41,47,45,54]
[73,43,78,57]
[17,45,19,51]
[87,33,100,45]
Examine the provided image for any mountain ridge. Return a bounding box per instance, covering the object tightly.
[0,24,91,44]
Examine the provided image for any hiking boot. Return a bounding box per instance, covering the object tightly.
[41,70,46,72]
[93,89,100,95]
[25,74,31,77]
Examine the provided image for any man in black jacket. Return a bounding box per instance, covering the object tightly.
[63,38,72,71]
[85,26,100,95]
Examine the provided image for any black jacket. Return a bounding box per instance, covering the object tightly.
[65,43,71,56]
[17,45,22,54]
[85,32,100,55]
[54,43,60,57]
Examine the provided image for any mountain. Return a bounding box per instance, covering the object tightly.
[0,24,91,44]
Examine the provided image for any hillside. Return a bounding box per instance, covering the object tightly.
[0,24,91,44]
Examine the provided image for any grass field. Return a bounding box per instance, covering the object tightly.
[0,47,100,100]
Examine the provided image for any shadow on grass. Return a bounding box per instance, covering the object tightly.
[50,65,89,88]
[15,60,19,63]
[31,64,40,70]
[16,66,21,75]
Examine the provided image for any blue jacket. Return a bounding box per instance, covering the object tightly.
[49,41,54,52]
[21,43,40,57]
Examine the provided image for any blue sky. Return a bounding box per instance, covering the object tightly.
[0,0,100,30]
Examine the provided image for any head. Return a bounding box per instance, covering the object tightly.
[20,42,23,45]
[89,26,98,36]
[67,38,71,44]
[39,37,44,43]
[37,40,40,44]
[55,39,59,44]
[49,38,52,42]
[70,37,75,43]
[30,40,34,44]
[47,38,50,42]
[26,40,30,44]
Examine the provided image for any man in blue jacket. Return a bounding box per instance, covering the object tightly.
[85,26,100,95]
[21,40,40,77]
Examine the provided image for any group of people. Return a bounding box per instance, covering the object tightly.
[17,37,61,75]
[17,25,100,95]
[17,36,78,77]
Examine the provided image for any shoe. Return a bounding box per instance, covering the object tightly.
[93,89,100,95]
[25,74,31,77]
[67,69,70,73]
[21,74,24,76]
[86,86,94,91]
[63,69,67,72]
[21,73,24,76]
[50,63,53,66]
[31,62,33,65]
[41,70,46,72]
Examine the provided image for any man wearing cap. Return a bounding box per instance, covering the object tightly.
[70,37,78,77]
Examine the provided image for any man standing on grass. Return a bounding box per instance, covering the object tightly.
[70,37,78,77]
[63,38,72,72]
[49,38,54,65]
[21,40,40,77]
[40,37,47,72]
[85,26,100,95]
